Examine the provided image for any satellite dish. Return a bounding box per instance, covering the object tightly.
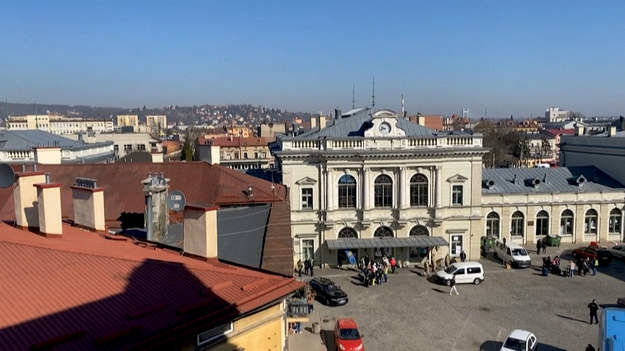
[0,164,16,188]
[167,190,187,212]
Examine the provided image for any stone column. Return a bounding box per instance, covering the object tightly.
[399,167,407,209]
[326,168,334,210]
[435,166,442,208]
[363,168,370,210]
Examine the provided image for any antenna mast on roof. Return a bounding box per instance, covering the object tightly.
[352,84,355,109]
[401,94,405,117]
[372,76,375,109]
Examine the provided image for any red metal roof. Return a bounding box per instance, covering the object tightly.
[0,222,302,350]
[0,162,287,226]
[198,136,268,147]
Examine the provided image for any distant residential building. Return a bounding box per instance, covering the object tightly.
[197,135,273,170]
[116,114,139,130]
[545,106,570,122]
[65,132,162,160]
[145,115,167,136]
[541,128,575,163]
[410,114,444,131]
[0,130,114,164]
[443,114,471,131]
[6,115,114,134]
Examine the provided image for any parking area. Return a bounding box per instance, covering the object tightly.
[289,244,625,350]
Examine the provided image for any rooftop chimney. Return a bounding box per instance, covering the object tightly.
[183,205,219,259]
[608,125,617,137]
[35,180,63,237]
[14,172,47,230]
[71,177,106,233]
[574,123,584,136]
[142,173,170,242]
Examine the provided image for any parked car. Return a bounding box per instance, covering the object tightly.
[334,318,364,351]
[434,261,484,286]
[610,245,625,261]
[500,329,537,351]
[309,277,348,306]
[493,240,531,268]
[572,245,612,265]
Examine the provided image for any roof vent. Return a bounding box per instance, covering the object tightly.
[511,174,517,184]
[532,178,541,188]
[576,175,586,187]
[485,179,495,189]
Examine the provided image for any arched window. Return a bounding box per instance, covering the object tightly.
[338,174,357,208]
[536,210,549,236]
[338,227,358,238]
[511,211,524,237]
[373,226,393,258]
[609,208,622,234]
[560,209,574,235]
[585,209,598,235]
[409,225,429,236]
[486,212,500,238]
[374,175,393,207]
[410,174,428,207]
[374,226,394,237]
[409,225,429,258]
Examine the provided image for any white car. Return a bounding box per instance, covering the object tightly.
[610,245,625,260]
[500,329,537,351]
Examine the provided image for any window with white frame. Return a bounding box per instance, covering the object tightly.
[486,212,500,238]
[560,209,574,235]
[452,185,463,206]
[609,208,622,234]
[301,239,314,261]
[338,174,357,208]
[410,174,428,207]
[301,188,313,209]
[585,209,598,234]
[510,211,524,237]
[536,210,549,236]
[374,175,393,207]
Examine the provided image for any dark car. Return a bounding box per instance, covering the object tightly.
[572,245,612,265]
[308,277,348,306]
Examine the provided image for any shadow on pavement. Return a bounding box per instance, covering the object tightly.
[556,313,589,324]
[320,329,333,351]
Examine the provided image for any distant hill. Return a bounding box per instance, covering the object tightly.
[0,102,315,126]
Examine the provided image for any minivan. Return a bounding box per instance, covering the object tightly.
[434,261,484,286]
[494,240,531,268]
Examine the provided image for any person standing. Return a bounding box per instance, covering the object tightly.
[304,258,311,276]
[296,259,303,277]
[588,299,599,324]
[309,258,314,276]
[592,257,598,276]
[568,260,576,278]
[536,239,542,255]
[460,251,467,262]
[449,276,459,295]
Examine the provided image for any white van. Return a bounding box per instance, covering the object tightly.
[434,261,484,286]
[494,240,531,268]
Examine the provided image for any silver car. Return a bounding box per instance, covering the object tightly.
[610,245,625,260]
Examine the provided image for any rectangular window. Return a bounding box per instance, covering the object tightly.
[197,322,233,346]
[450,235,463,256]
[452,185,463,206]
[301,239,314,261]
[301,188,313,209]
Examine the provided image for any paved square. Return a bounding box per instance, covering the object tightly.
[293,246,625,351]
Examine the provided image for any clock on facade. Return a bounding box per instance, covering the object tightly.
[379,122,391,135]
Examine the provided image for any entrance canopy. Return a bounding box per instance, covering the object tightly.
[326,236,448,250]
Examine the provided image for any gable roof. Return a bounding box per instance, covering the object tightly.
[294,108,436,139]
[482,166,625,194]
[0,222,302,350]
[0,129,112,151]
[0,162,287,226]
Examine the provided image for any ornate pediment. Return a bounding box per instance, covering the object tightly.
[447,174,468,183]
[295,177,317,185]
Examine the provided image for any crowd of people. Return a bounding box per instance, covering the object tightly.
[541,254,598,277]
[357,255,397,287]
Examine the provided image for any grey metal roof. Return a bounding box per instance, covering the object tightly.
[326,236,448,250]
[217,205,270,268]
[296,108,436,139]
[482,166,625,195]
[0,130,112,150]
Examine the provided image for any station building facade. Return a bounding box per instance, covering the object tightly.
[274,109,625,268]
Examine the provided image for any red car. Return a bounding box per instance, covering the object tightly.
[334,318,364,351]
[572,245,612,265]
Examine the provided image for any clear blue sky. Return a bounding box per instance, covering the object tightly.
[2,1,624,118]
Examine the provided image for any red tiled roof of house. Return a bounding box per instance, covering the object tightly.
[0,222,302,350]
[0,162,286,226]
[543,128,576,137]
